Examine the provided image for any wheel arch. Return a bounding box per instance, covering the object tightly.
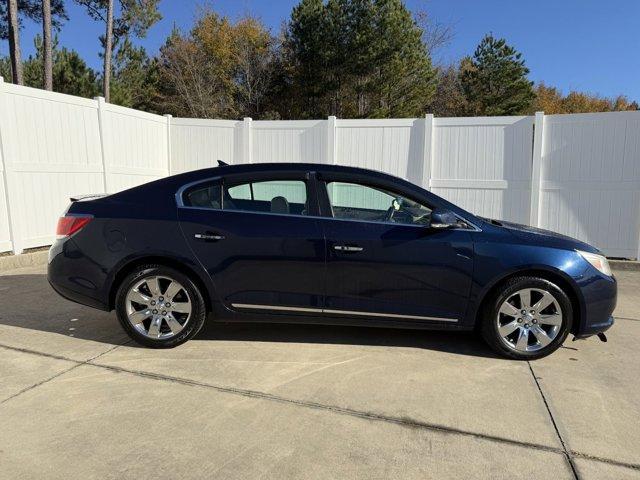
[108,255,214,313]
[473,267,583,335]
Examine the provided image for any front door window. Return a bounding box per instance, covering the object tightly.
[326,181,432,226]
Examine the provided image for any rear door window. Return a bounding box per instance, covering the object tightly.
[225,179,308,216]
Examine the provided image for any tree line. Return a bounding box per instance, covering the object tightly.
[1,0,637,119]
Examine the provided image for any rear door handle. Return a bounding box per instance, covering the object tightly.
[333,245,364,252]
[194,233,225,241]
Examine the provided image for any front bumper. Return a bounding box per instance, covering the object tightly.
[574,269,617,338]
[574,315,614,339]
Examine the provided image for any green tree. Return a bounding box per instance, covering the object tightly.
[428,62,469,117]
[282,0,331,116]
[110,37,159,111]
[283,0,436,118]
[0,0,67,84]
[0,0,66,37]
[461,34,534,116]
[10,35,100,98]
[74,0,161,101]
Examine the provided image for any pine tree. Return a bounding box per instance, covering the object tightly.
[283,0,436,118]
[6,0,21,84]
[0,0,67,85]
[461,34,534,116]
[13,35,101,98]
[284,0,332,117]
[74,0,161,102]
[42,0,53,90]
[110,37,158,110]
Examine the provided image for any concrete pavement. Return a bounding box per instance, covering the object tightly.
[0,265,638,479]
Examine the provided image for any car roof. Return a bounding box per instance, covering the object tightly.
[172,162,409,186]
[107,162,419,208]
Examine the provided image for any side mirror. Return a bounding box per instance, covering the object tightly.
[430,209,458,229]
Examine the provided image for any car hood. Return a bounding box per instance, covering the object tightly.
[485,218,600,254]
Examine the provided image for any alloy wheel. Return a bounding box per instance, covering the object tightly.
[125,275,192,339]
[496,288,563,352]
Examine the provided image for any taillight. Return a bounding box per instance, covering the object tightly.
[56,216,92,238]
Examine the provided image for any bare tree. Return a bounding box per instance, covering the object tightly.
[414,10,454,60]
[233,18,275,118]
[7,0,23,84]
[158,33,235,118]
[42,0,53,90]
[103,0,114,101]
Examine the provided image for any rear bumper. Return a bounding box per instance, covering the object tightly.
[47,239,110,311]
[48,277,110,311]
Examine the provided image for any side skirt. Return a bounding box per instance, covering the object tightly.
[211,303,469,331]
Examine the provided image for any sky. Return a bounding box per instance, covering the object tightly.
[3,0,639,102]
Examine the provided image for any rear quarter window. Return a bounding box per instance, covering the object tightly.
[183,183,222,209]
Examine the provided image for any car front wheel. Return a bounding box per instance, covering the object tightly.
[115,265,207,348]
[481,276,573,360]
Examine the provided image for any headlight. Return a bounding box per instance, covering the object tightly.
[577,250,612,276]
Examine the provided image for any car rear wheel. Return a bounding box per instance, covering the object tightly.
[115,265,206,348]
[481,276,573,360]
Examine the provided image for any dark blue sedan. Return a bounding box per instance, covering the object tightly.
[48,163,616,359]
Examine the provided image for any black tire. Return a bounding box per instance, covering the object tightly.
[481,276,573,360]
[115,264,207,348]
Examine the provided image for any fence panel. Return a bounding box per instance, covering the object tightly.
[336,119,426,186]
[0,83,104,251]
[170,118,240,173]
[431,116,534,224]
[0,146,12,252]
[540,111,640,258]
[252,120,327,164]
[101,102,168,192]
[0,79,638,258]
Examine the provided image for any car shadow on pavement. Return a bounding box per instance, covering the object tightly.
[195,320,501,359]
[0,274,129,347]
[0,273,499,359]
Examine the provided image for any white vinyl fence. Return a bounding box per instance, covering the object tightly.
[1,77,639,259]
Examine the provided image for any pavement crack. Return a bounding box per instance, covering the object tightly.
[0,363,82,405]
[0,340,131,405]
[528,361,580,480]
[3,341,640,474]
[571,451,640,472]
[86,359,565,455]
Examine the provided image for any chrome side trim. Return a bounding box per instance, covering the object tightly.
[322,308,458,322]
[232,304,323,314]
[231,303,458,323]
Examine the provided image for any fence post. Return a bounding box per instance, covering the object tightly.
[164,114,172,175]
[422,114,435,190]
[242,117,252,164]
[0,76,24,254]
[327,116,337,164]
[529,111,545,227]
[94,96,110,193]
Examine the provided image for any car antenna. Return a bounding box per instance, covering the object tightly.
[217,159,230,167]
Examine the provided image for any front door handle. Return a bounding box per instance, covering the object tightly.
[333,245,364,252]
[194,232,225,241]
